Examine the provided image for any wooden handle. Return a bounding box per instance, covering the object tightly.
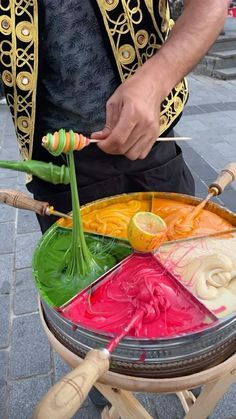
[33,349,110,419]
[0,189,49,215]
[208,163,236,195]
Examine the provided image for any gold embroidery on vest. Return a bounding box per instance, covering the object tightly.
[144,0,165,43]
[104,0,119,11]
[0,15,12,35]
[96,0,188,135]
[96,1,163,79]
[156,0,170,37]
[143,0,153,15]
[0,0,38,161]
[135,30,149,49]
[159,0,167,18]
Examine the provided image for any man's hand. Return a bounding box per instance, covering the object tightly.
[91,69,162,160]
[92,0,228,161]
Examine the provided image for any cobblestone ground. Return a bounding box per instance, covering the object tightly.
[1,70,236,419]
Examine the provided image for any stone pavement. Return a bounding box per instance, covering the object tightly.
[1,71,236,419]
[176,73,236,213]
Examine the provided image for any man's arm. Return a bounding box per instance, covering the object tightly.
[92,0,228,160]
[148,0,228,101]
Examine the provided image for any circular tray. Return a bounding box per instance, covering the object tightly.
[36,192,236,378]
[42,299,236,378]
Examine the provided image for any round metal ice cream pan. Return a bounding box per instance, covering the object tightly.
[39,192,236,378]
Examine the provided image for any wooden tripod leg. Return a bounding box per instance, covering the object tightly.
[176,391,196,413]
[101,406,120,419]
[184,369,236,419]
[95,382,153,419]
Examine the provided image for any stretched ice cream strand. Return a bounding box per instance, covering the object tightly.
[42,128,112,304]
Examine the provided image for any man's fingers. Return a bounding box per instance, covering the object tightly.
[124,135,156,160]
[94,85,160,158]
[97,105,137,154]
[91,98,120,139]
[97,106,158,158]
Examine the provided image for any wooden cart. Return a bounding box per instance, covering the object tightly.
[34,302,236,419]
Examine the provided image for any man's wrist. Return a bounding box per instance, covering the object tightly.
[138,52,177,103]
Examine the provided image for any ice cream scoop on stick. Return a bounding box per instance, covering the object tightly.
[42,129,191,154]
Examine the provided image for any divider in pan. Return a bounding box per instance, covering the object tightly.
[34,191,236,378]
[32,226,133,307]
[40,228,236,376]
[59,252,218,339]
[41,270,236,379]
[157,229,236,320]
[58,195,235,247]
[33,198,236,321]
[35,252,222,418]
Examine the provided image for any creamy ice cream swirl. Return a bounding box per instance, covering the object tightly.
[187,254,236,300]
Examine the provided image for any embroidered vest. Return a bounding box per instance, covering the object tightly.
[0,0,188,161]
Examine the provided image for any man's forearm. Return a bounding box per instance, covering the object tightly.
[141,0,228,100]
[94,0,228,159]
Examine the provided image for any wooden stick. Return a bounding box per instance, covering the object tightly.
[89,137,191,143]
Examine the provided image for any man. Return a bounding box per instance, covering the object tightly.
[0,1,228,233]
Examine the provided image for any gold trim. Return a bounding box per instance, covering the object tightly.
[2,69,13,86]
[16,71,33,91]
[169,18,175,31]
[143,0,153,15]
[160,115,168,129]
[173,96,183,112]
[0,15,12,35]
[144,0,165,43]
[136,29,149,48]
[118,44,135,64]
[30,0,38,161]
[16,21,33,43]
[17,116,32,134]
[11,0,17,135]
[0,0,38,162]
[103,0,119,11]
[159,0,167,18]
